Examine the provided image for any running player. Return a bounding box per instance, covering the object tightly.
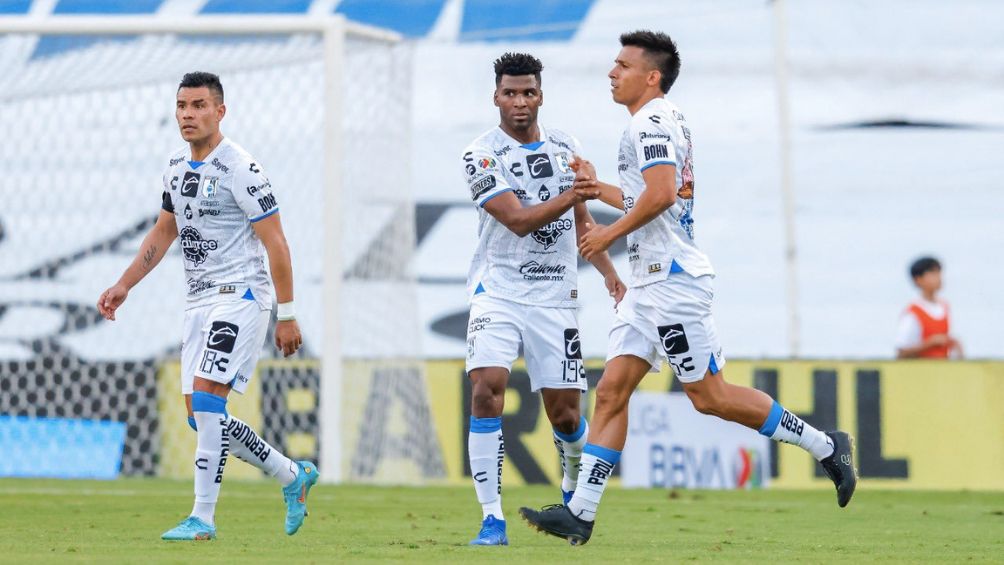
[97,72,317,541]
[520,31,857,545]
[462,53,624,546]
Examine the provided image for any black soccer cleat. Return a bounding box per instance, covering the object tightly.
[518,504,593,546]
[819,431,858,508]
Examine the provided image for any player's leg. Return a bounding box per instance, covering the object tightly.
[465,296,521,546]
[541,388,586,504]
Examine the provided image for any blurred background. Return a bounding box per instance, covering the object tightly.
[0,0,1001,491]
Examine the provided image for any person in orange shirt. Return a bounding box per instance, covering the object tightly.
[895,257,963,359]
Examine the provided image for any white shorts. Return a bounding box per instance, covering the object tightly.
[181,298,270,395]
[607,273,726,383]
[465,295,586,392]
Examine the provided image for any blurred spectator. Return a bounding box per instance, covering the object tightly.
[895,257,963,359]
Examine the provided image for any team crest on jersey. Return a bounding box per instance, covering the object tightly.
[554,152,571,173]
[202,176,220,198]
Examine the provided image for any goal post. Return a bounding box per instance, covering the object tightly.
[0,15,424,484]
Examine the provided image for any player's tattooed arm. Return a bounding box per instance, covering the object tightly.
[98,209,178,320]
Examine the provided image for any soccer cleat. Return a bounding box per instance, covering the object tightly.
[282,460,320,535]
[519,504,593,546]
[161,516,216,541]
[469,515,508,546]
[562,489,574,505]
[820,431,858,508]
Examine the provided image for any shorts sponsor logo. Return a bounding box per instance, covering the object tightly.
[200,350,230,374]
[526,153,553,179]
[181,171,201,197]
[531,218,572,249]
[467,337,476,359]
[563,329,582,360]
[658,323,690,355]
[468,316,491,333]
[562,328,584,382]
[470,175,496,201]
[519,260,566,281]
[206,321,240,354]
[179,226,218,266]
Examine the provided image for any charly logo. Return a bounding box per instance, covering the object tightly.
[531,218,572,249]
[179,226,218,267]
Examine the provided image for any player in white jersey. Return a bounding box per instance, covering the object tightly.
[96,72,318,541]
[462,53,624,546]
[521,31,858,545]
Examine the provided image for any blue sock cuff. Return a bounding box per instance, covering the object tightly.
[191,391,228,415]
[553,416,588,443]
[583,443,621,465]
[470,416,502,433]
[187,416,198,431]
[758,401,784,436]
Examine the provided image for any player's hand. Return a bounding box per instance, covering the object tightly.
[275,320,302,357]
[572,178,600,202]
[570,155,597,180]
[604,272,626,307]
[97,283,129,321]
[579,222,615,261]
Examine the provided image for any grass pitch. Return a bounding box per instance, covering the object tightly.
[0,479,1000,563]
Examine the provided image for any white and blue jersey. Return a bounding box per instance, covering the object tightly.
[617,97,714,287]
[160,137,277,311]
[461,125,581,308]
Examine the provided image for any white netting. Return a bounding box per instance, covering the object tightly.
[0,24,425,480]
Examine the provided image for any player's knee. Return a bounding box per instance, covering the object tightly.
[470,388,503,417]
[594,383,631,415]
[685,387,723,416]
[549,407,579,434]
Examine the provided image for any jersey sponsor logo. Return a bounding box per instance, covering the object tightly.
[531,218,572,249]
[184,204,193,220]
[640,132,671,141]
[202,176,220,198]
[643,144,670,161]
[627,243,639,262]
[554,152,571,173]
[211,157,230,174]
[509,162,523,177]
[169,156,185,167]
[519,260,566,281]
[179,226,218,266]
[465,163,476,176]
[257,193,278,214]
[658,323,690,355]
[477,157,496,170]
[538,186,551,201]
[181,172,200,197]
[526,153,553,179]
[199,208,221,217]
[494,145,512,157]
[187,277,215,295]
[624,196,636,209]
[246,181,271,196]
[206,320,240,354]
[513,188,531,201]
[563,329,582,360]
[547,135,572,151]
[470,174,496,201]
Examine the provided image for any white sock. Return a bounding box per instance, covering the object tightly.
[224,415,298,487]
[191,393,229,526]
[567,444,620,522]
[759,401,834,460]
[553,416,588,493]
[469,416,504,520]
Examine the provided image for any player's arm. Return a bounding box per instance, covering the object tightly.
[574,203,625,305]
[97,196,178,321]
[484,187,594,237]
[570,157,624,211]
[579,164,677,260]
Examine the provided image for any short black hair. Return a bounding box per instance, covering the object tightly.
[178,71,224,103]
[909,256,941,279]
[493,52,543,86]
[620,30,681,93]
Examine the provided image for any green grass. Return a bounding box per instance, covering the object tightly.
[0,479,1001,563]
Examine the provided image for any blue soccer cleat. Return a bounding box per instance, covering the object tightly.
[161,516,216,541]
[469,515,508,546]
[562,489,574,505]
[283,460,320,535]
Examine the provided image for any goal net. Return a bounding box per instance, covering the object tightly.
[0,16,442,483]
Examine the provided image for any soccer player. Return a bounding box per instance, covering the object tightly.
[461,53,625,546]
[519,31,858,545]
[895,256,963,358]
[96,72,318,541]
